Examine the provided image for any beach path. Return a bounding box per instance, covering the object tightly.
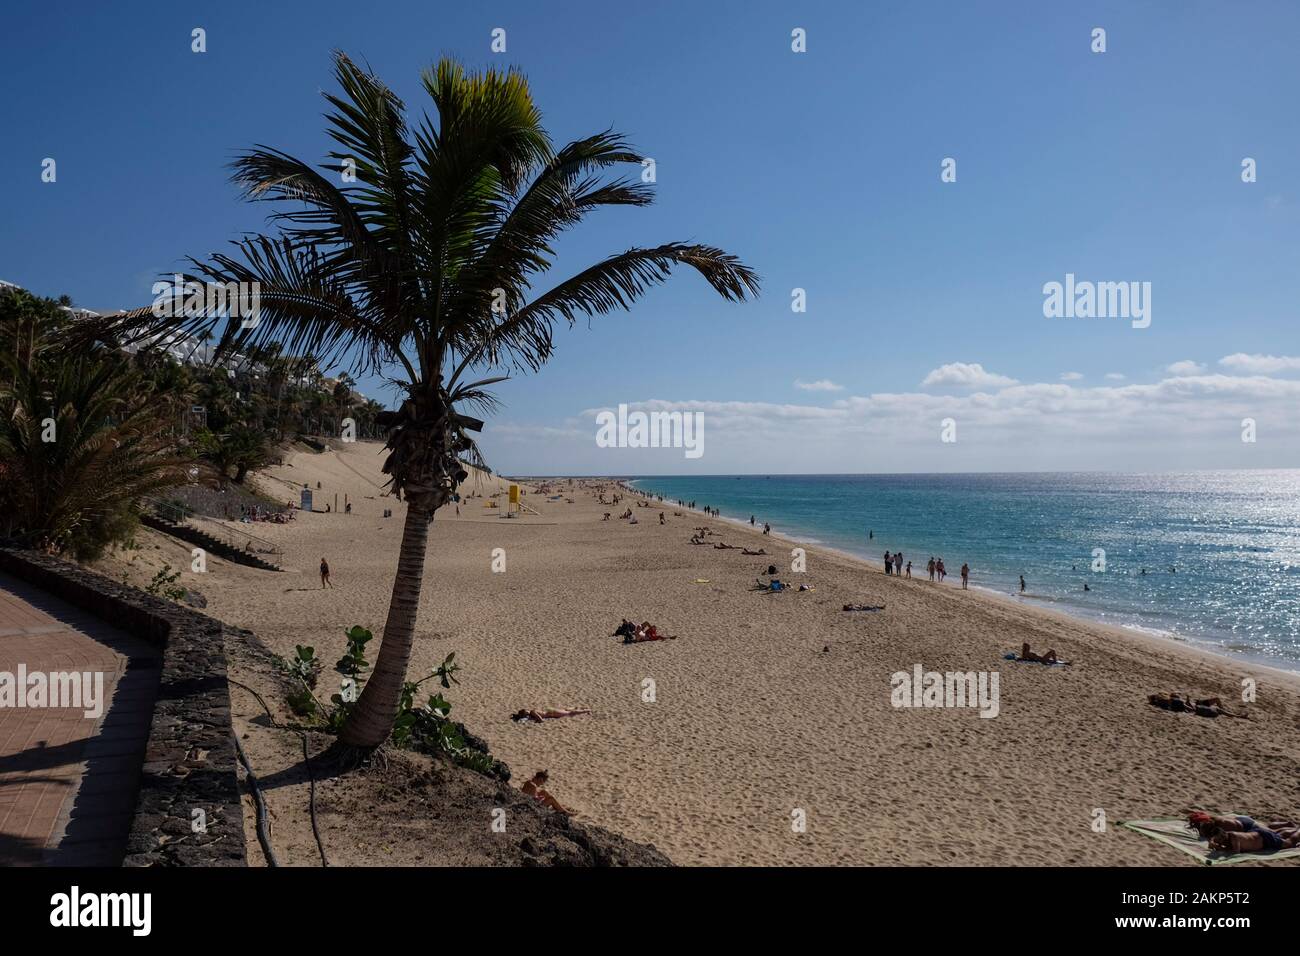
[0,571,160,865]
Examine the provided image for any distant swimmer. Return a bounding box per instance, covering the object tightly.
[1083,583,1090,591]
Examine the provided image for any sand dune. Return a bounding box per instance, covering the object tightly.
[124,441,1300,866]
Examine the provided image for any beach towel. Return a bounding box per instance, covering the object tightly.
[1003,653,1070,667]
[1120,817,1300,866]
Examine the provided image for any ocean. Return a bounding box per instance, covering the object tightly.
[628,472,1300,672]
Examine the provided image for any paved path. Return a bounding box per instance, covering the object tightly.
[0,572,160,865]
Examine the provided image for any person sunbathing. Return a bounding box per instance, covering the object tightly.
[511,707,592,723]
[843,603,885,611]
[1188,812,1300,853]
[626,622,677,643]
[741,548,767,555]
[521,770,572,814]
[714,542,738,549]
[1020,643,1064,664]
[1149,692,1246,718]
[1210,826,1300,853]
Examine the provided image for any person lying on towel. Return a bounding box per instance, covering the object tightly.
[626,621,676,643]
[1149,692,1246,718]
[511,707,592,723]
[1020,643,1067,665]
[1188,812,1300,853]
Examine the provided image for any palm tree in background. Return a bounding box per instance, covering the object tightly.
[332,372,357,436]
[100,51,759,748]
[0,289,196,559]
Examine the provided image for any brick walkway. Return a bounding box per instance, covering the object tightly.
[0,571,160,865]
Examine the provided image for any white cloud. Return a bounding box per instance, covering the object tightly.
[1219,353,1300,375]
[1165,360,1206,376]
[487,368,1300,473]
[1104,372,1126,381]
[794,378,844,392]
[1060,371,1084,382]
[920,362,1018,390]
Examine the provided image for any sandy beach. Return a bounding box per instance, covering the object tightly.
[97,440,1300,866]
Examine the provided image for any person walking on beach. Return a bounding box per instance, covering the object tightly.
[750,515,755,525]
[896,552,904,576]
[763,522,770,535]
[884,552,892,575]
[1019,575,1026,594]
[937,559,946,581]
[320,558,333,589]
[927,557,935,581]
[960,563,969,589]
[905,560,912,579]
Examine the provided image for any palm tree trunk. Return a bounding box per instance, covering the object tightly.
[339,502,433,747]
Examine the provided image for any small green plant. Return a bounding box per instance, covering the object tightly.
[280,626,500,775]
[145,563,187,602]
[392,653,460,747]
[286,645,321,717]
[326,625,373,730]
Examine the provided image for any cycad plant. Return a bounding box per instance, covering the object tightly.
[102,51,759,748]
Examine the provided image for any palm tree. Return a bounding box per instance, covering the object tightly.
[99,51,759,748]
[332,372,357,436]
[357,398,386,440]
[0,290,196,559]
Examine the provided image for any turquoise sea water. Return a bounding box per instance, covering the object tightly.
[629,472,1300,671]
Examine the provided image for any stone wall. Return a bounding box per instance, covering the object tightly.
[0,548,247,866]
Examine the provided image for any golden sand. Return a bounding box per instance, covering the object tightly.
[100,441,1300,865]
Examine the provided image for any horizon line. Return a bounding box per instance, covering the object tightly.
[501,467,1300,478]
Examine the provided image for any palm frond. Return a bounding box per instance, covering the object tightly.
[457,242,761,376]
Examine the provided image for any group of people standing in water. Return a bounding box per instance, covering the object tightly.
[881,545,975,590]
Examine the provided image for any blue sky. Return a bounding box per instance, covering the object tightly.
[4,0,1299,473]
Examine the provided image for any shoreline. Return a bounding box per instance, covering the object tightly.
[623,477,1300,683]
